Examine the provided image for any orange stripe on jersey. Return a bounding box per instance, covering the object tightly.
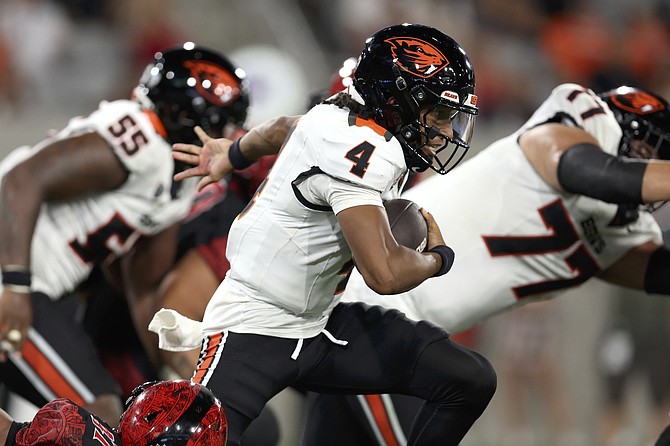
[22,339,86,405]
[351,114,389,139]
[142,109,168,139]
[193,332,224,384]
[365,394,400,446]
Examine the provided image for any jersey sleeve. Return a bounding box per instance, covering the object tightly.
[520,83,623,156]
[80,100,171,176]
[295,172,384,215]
[301,105,407,194]
[13,399,121,446]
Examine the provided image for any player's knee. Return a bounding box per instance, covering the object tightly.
[458,350,497,412]
[419,340,497,412]
[240,405,281,446]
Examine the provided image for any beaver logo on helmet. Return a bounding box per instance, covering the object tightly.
[612,90,666,115]
[384,37,449,78]
[183,60,244,108]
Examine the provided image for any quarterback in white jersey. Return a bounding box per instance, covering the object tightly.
[0,44,249,426]
[304,83,670,446]
[174,24,496,446]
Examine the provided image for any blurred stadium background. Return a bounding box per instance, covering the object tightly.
[1,1,670,445]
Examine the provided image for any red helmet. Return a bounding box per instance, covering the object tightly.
[118,380,227,446]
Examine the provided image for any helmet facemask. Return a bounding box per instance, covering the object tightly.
[601,85,670,212]
[618,116,670,161]
[389,80,476,174]
[619,115,670,212]
[154,94,228,145]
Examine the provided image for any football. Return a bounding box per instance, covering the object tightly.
[383,198,428,252]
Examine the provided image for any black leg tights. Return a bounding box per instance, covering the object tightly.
[404,339,497,445]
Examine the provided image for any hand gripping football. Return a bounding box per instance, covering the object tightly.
[383,198,428,252]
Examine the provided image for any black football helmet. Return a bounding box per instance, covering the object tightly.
[134,42,250,145]
[117,380,227,446]
[599,86,670,212]
[598,86,670,161]
[352,23,478,174]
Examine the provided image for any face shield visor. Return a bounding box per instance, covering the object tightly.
[406,94,477,175]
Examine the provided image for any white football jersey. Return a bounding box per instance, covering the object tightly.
[0,99,198,298]
[202,103,407,338]
[342,83,663,332]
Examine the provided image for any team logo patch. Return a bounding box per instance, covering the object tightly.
[612,91,666,114]
[183,60,242,107]
[384,37,449,78]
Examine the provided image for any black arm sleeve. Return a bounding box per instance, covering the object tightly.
[644,246,670,295]
[556,143,647,205]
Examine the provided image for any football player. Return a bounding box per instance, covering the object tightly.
[303,84,670,445]
[170,23,496,446]
[78,71,284,446]
[0,43,248,426]
[0,380,227,446]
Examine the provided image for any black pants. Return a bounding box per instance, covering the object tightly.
[0,293,120,408]
[195,302,497,446]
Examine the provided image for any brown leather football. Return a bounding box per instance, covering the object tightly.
[383,198,428,252]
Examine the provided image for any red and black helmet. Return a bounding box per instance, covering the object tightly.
[598,86,670,160]
[118,380,227,446]
[352,23,478,174]
[134,42,249,145]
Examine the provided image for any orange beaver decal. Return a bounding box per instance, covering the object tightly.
[612,91,666,114]
[384,37,449,79]
[183,60,243,107]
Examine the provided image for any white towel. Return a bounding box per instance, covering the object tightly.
[148,308,204,352]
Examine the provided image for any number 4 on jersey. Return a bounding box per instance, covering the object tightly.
[345,142,375,178]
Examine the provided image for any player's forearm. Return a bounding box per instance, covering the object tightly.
[388,249,444,294]
[120,227,181,366]
[238,115,299,160]
[0,166,42,268]
[357,245,444,295]
[641,161,670,204]
[160,350,200,379]
[120,260,163,366]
